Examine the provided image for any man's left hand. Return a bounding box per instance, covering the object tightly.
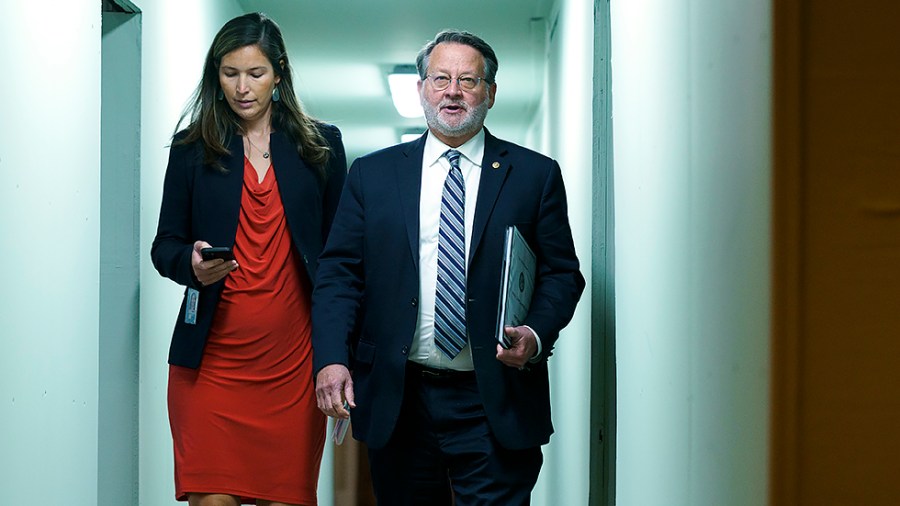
[496,325,538,369]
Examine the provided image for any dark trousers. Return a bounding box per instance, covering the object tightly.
[367,363,543,506]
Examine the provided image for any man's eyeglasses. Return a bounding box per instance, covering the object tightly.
[425,74,490,91]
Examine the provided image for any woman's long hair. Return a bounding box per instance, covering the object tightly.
[174,12,329,176]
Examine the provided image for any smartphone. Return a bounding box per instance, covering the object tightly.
[200,246,234,262]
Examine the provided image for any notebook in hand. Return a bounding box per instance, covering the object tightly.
[495,225,536,348]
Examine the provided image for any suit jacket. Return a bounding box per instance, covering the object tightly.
[312,128,584,450]
[151,124,347,368]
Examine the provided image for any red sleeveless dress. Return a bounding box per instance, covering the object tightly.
[168,158,326,504]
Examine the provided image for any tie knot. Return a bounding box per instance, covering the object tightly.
[444,149,461,169]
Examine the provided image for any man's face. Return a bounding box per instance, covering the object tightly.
[418,42,496,147]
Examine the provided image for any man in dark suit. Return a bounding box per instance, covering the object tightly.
[312,29,584,505]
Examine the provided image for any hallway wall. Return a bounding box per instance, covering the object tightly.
[611,1,772,504]
[525,0,595,504]
[0,3,102,502]
[0,2,253,503]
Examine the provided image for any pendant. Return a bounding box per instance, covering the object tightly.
[263,152,270,159]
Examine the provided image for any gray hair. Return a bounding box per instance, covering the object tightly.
[415,29,499,83]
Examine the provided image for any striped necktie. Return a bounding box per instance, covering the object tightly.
[433,149,467,359]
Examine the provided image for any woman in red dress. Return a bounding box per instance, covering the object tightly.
[151,13,347,506]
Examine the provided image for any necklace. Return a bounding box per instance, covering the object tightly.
[245,134,270,159]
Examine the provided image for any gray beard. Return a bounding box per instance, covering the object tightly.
[422,96,490,140]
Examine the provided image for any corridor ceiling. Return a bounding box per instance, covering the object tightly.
[237,0,553,161]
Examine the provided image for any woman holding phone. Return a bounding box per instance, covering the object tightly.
[151,12,346,506]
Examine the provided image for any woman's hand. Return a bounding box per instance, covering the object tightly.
[191,240,238,286]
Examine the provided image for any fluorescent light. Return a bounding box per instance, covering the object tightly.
[388,65,423,118]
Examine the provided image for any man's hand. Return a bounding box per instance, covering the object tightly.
[315,364,355,418]
[496,325,538,369]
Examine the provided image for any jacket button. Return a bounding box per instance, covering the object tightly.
[410,297,418,307]
[401,345,409,355]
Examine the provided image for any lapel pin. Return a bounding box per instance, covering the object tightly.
[492,161,501,169]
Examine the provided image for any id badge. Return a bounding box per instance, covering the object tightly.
[184,288,199,325]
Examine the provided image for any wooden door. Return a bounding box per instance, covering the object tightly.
[771,1,900,504]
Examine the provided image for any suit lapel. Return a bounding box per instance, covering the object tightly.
[470,129,509,262]
[212,134,246,246]
[396,136,427,269]
[270,131,321,247]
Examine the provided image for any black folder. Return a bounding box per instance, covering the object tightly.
[495,226,536,348]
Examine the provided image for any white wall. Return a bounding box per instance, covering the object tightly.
[0,3,102,503]
[525,0,594,504]
[611,1,772,504]
[0,2,259,503]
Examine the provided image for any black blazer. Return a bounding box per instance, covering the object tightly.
[312,129,584,450]
[152,124,347,368]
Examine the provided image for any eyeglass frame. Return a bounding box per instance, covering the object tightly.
[423,73,493,91]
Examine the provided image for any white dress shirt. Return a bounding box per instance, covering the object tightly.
[409,130,485,370]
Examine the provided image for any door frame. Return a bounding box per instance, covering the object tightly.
[590,0,615,504]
